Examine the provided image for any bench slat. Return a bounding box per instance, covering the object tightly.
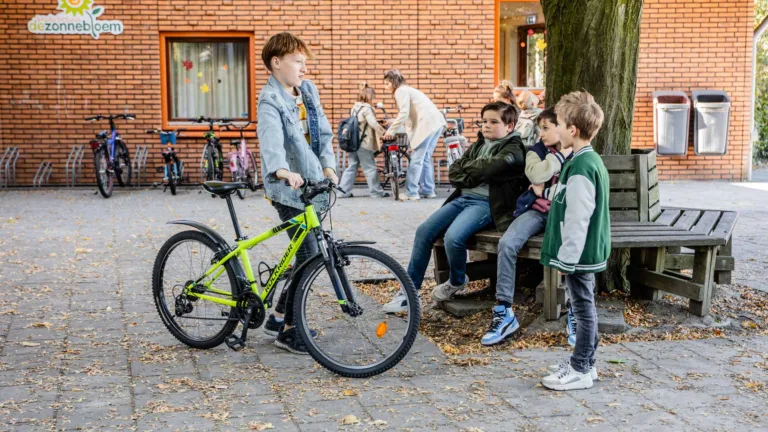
[665,254,734,271]
[690,211,721,235]
[649,185,660,207]
[609,172,637,190]
[648,167,659,188]
[612,225,683,232]
[611,192,640,209]
[710,211,738,241]
[603,155,636,171]
[655,209,682,226]
[649,201,662,222]
[612,235,723,248]
[612,230,703,238]
[611,210,640,221]
[673,210,702,231]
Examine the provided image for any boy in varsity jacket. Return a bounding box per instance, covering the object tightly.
[533,91,610,391]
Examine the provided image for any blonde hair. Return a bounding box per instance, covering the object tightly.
[555,91,605,141]
[516,90,539,110]
[358,82,375,104]
[261,32,314,72]
[493,80,514,103]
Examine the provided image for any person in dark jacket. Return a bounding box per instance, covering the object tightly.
[381,102,527,313]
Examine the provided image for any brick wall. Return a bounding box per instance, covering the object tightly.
[0,0,753,186]
[633,0,754,181]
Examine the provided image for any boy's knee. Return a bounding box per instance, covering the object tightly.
[499,233,525,256]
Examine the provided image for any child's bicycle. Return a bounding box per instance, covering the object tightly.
[439,105,467,168]
[152,178,420,378]
[189,116,230,185]
[86,113,134,198]
[220,121,259,200]
[147,128,186,195]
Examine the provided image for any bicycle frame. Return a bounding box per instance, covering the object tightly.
[183,205,322,308]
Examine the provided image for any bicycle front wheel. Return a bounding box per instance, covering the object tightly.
[389,154,400,201]
[93,148,113,198]
[115,142,132,187]
[293,245,420,378]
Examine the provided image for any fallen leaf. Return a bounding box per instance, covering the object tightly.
[157,384,170,389]
[586,417,604,423]
[341,414,360,425]
[607,359,627,364]
[343,389,360,397]
[248,422,274,431]
[607,403,621,407]
[372,419,388,427]
[71,388,84,392]
[29,322,53,329]
[21,342,40,347]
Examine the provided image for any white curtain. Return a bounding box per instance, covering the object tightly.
[169,40,248,120]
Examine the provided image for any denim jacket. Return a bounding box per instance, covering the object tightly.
[258,75,336,211]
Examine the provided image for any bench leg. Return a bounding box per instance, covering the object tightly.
[714,237,732,285]
[432,245,449,284]
[543,266,561,320]
[629,247,664,301]
[688,246,718,317]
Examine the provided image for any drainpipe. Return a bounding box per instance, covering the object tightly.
[749,16,768,181]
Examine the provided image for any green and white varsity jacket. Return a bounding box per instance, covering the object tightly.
[540,145,611,274]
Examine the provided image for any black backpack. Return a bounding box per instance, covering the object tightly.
[337,107,370,152]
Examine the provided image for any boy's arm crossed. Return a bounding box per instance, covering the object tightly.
[525,150,565,185]
[557,174,597,273]
[459,142,525,184]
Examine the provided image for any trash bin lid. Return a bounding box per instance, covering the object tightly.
[692,90,730,105]
[653,90,690,105]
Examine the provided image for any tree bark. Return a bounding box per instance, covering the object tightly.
[542,0,644,156]
[542,0,644,293]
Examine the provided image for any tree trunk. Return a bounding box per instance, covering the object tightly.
[542,0,644,293]
[542,0,643,156]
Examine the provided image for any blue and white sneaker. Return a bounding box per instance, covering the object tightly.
[480,305,520,346]
[566,302,577,347]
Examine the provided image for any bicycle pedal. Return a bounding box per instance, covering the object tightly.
[224,334,246,351]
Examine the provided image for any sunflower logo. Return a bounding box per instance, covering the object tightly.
[57,0,93,16]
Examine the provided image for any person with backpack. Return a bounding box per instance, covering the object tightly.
[338,82,389,198]
[514,90,543,148]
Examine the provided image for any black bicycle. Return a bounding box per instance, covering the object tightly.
[87,113,134,198]
[147,128,186,195]
[374,103,410,200]
[190,116,231,185]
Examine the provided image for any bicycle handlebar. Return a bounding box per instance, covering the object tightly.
[146,128,186,135]
[85,114,136,122]
[221,121,253,131]
[282,177,346,201]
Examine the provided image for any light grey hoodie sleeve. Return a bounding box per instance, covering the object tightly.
[557,174,596,268]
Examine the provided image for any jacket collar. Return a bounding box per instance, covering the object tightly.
[267,75,302,106]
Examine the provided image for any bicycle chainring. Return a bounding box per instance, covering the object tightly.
[238,292,266,329]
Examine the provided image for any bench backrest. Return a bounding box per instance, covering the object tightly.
[601,149,661,222]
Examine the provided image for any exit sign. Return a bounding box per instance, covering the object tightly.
[526,15,537,25]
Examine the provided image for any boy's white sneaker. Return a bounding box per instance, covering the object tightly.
[547,359,598,381]
[541,364,594,391]
[431,276,469,302]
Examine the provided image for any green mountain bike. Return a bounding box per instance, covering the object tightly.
[151,178,420,378]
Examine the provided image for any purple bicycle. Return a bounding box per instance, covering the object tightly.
[220,121,259,200]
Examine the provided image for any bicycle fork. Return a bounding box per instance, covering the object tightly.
[316,230,362,317]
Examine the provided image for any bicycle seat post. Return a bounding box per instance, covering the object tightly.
[224,194,245,240]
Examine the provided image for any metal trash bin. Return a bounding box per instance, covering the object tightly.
[692,90,731,155]
[653,91,690,156]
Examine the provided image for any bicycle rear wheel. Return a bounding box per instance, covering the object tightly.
[247,151,259,191]
[93,148,113,198]
[200,146,215,184]
[293,245,420,378]
[152,230,240,349]
[389,153,400,201]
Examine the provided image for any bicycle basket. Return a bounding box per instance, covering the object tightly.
[160,132,177,146]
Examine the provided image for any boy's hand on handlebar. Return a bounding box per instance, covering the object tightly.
[276,169,304,190]
[383,133,394,141]
[323,168,339,185]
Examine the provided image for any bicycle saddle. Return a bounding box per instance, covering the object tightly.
[97,131,108,139]
[203,180,249,196]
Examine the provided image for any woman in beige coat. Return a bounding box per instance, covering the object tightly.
[383,70,446,200]
[338,83,388,198]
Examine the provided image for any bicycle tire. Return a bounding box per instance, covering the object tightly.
[293,245,420,378]
[247,151,259,191]
[389,153,400,201]
[152,230,240,349]
[234,169,246,200]
[200,146,216,184]
[115,142,132,187]
[93,148,113,198]
[169,167,177,196]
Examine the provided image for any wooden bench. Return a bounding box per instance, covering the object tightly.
[433,150,738,320]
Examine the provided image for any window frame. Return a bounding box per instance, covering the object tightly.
[159,32,256,136]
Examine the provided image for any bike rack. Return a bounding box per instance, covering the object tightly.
[0,147,20,188]
[133,145,149,187]
[437,159,449,187]
[65,145,85,187]
[33,161,53,187]
[335,146,348,173]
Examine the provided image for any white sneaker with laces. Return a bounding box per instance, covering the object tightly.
[420,193,437,199]
[431,276,469,302]
[382,289,409,314]
[547,359,598,381]
[541,364,594,391]
[402,195,421,201]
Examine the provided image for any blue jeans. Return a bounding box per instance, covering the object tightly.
[567,272,599,373]
[495,210,548,304]
[407,195,493,289]
[406,128,442,197]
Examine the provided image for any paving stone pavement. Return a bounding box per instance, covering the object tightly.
[0,184,767,431]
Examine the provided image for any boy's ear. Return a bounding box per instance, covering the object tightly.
[271,56,280,71]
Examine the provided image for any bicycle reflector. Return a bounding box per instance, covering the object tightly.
[376,321,388,338]
[89,140,100,150]
[387,145,399,152]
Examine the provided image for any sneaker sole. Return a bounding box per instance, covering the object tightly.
[542,378,594,391]
[546,366,598,381]
[382,306,408,314]
[481,321,520,346]
[274,340,309,355]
